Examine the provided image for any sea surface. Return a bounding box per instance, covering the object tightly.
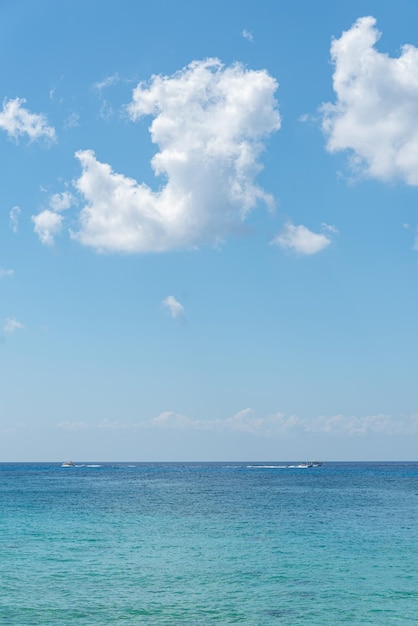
[0,462,417,625]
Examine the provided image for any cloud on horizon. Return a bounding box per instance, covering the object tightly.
[150,409,418,437]
[57,410,418,438]
[322,16,418,185]
[71,59,280,253]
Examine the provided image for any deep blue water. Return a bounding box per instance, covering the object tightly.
[1,462,417,624]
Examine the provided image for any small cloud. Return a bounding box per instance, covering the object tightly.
[57,421,89,431]
[32,209,63,245]
[0,268,14,279]
[93,74,120,121]
[98,419,138,430]
[162,295,185,320]
[9,206,21,233]
[151,411,201,429]
[98,100,114,120]
[31,191,74,245]
[272,222,332,255]
[298,113,310,123]
[64,112,80,129]
[3,317,25,335]
[321,222,339,234]
[0,97,56,142]
[49,191,74,212]
[94,73,120,91]
[242,29,254,43]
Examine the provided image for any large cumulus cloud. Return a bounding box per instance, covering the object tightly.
[322,16,418,185]
[71,59,280,253]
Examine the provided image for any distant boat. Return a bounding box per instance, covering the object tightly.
[61,461,75,467]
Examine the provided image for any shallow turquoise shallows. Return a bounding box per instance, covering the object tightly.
[1,462,417,625]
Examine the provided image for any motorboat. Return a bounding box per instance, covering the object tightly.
[61,461,75,467]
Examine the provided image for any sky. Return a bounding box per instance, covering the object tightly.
[1,0,418,461]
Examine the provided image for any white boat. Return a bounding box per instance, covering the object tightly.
[61,461,75,467]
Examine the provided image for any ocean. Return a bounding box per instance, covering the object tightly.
[0,462,417,625]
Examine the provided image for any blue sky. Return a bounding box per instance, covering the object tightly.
[1,0,418,461]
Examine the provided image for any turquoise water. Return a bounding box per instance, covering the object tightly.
[1,462,417,625]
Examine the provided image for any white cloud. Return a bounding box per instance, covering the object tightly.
[150,409,298,436]
[0,268,14,278]
[93,75,120,121]
[223,409,291,434]
[32,210,63,245]
[9,206,21,233]
[94,73,120,91]
[31,192,73,244]
[151,411,201,429]
[57,421,89,431]
[0,97,56,142]
[49,191,74,212]
[3,317,25,335]
[55,410,418,438]
[71,59,280,253]
[322,222,339,234]
[64,112,80,129]
[242,29,254,43]
[272,222,332,255]
[306,413,418,436]
[149,409,418,437]
[322,16,418,185]
[162,295,185,319]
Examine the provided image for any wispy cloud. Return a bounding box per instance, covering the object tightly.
[71,59,280,253]
[149,409,418,437]
[55,411,418,438]
[64,112,80,129]
[0,421,26,434]
[93,74,121,121]
[94,73,120,91]
[9,206,21,233]
[0,97,56,142]
[57,421,89,431]
[322,16,418,185]
[272,222,332,255]
[162,295,185,320]
[3,317,25,335]
[0,268,14,279]
[242,29,254,43]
